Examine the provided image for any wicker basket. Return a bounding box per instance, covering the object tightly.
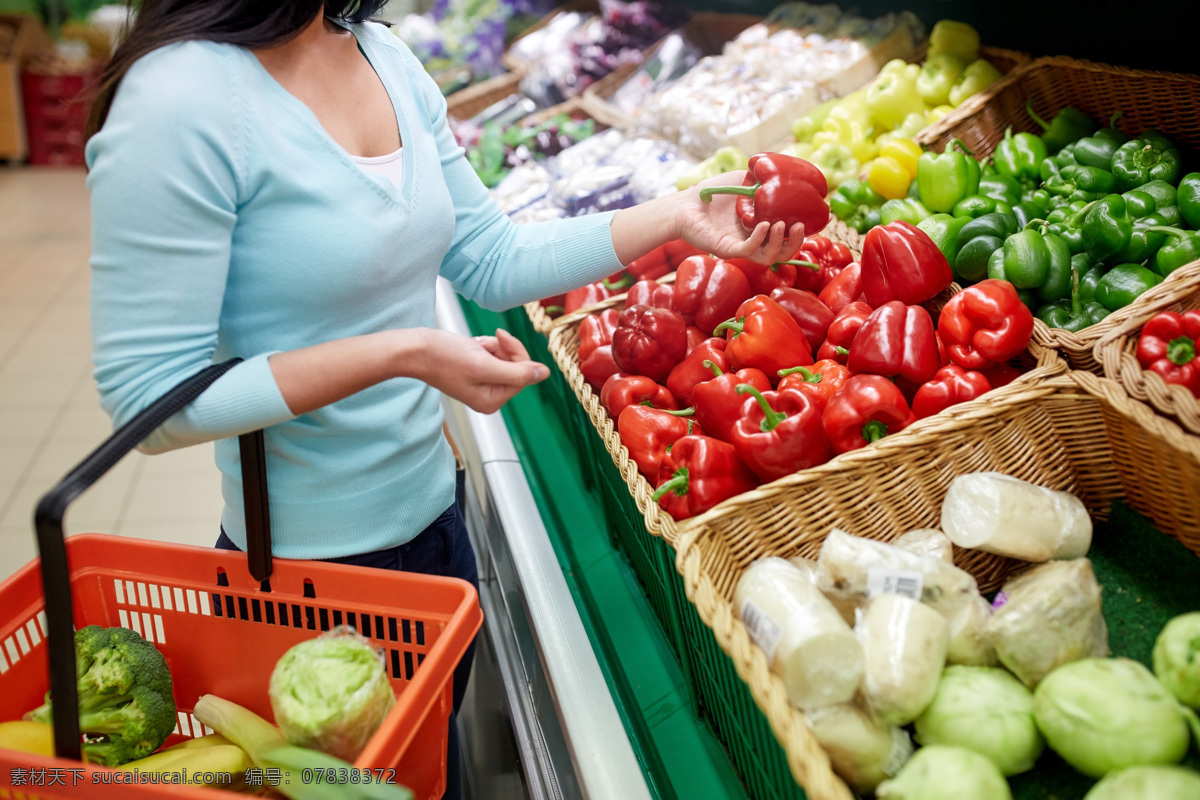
[446,69,525,121]
[1094,261,1200,435]
[672,368,1200,800]
[914,56,1200,371]
[528,270,679,336]
[546,292,1068,577]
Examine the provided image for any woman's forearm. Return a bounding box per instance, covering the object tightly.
[610,191,687,265]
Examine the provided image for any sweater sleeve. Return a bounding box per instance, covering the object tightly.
[397,47,626,311]
[86,42,295,454]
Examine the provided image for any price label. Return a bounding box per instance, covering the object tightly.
[866,568,924,602]
[740,599,783,663]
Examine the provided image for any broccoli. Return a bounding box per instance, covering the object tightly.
[26,625,177,766]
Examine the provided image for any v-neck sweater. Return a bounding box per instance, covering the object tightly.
[85,23,624,558]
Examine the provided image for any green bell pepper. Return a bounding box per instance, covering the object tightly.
[1072,114,1126,168]
[947,59,1003,107]
[956,212,1016,282]
[1080,195,1134,263]
[1092,112,1128,144]
[1070,190,1108,204]
[1072,256,1103,302]
[1155,206,1183,227]
[1137,179,1177,210]
[979,173,1023,206]
[993,126,1048,184]
[1148,227,1200,277]
[1026,101,1095,155]
[1094,263,1163,311]
[998,229,1051,289]
[1040,158,1060,183]
[1035,269,1110,331]
[829,178,885,234]
[952,194,998,219]
[917,214,970,263]
[1013,201,1048,230]
[1043,175,1075,198]
[1038,232,1074,301]
[916,140,981,213]
[1054,145,1078,168]
[927,20,981,63]
[1177,173,1200,229]
[1111,132,1183,191]
[1117,215,1171,264]
[1122,190,1157,219]
[1023,188,1053,211]
[916,54,966,107]
[880,197,932,226]
[1059,165,1117,195]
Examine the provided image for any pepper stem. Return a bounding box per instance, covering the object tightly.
[1025,99,1051,132]
[778,366,821,383]
[651,468,689,501]
[1143,226,1189,239]
[1168,336,1196,366]
[699,183,761,204]
[1068,268,1082,320]
[950,138,975,157]
[686,420,695,436]
[602,273,636,291]
[736,384,788,432]
[1023,218,1049,232]
[702,359,724,378]
[1109,111,1123,130]
[1068,200,1099,228]
[665,407,696,416]
[835,345,850,356]
[543,305,564,315]
[774,259,822,271]
[861,419,889,443]
[713,319,745,338]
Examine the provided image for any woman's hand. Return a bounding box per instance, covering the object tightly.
[414,328,549,414]
[674,171,806,264]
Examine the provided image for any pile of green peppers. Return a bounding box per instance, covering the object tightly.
[827,104,1200,332]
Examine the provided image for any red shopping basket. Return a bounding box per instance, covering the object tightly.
[0,361,483,799]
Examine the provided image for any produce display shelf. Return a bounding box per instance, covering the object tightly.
[458,296,751,800]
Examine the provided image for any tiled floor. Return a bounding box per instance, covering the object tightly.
[0,166,223,582]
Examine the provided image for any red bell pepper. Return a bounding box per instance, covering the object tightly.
[674,255,754,336]
[714,295,813,377]
[1136,310,1200,398]
[612,305,689,383]
[617,404,702,480]
[628,239,708,282]
[784,234,856,292]
[652,435,759,521]
[579,308,622,390]
[822,375,916,455]
[667,338,729,405]
[777,359,850,410]
[600,373,680,419]
[911,365,993,420]
[541,294,566,317]
[817,301,873,364]
[692,360,772,442]
[938,279,1034,370]
[686,326,707,353]
[627,279,675,311]
[730,385,833,481]
[565,276,632,314]
[817,261,864,313]
[860,221,954,308]
[768,287,835,355]
[727,257,801,296]
[980,362,1022,389]
[847,301,941,385]
[698,153,831,233]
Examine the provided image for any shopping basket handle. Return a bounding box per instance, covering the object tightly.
[33,358,274,761]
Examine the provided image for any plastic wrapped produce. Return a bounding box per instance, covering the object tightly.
[816,529,995,666]
[491,161,552,214]
[805,703,913,794]
[940,473,1092,562]
[986,558,1109,688]
[893,528,954,564]
[787,555,858,625]
[857,594,949,725]
[733,557,864,710]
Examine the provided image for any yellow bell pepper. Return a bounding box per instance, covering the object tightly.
[791,99,838,143]
[878,59,910,79]
[927,104,956,125]
[868,155,913,200]
[813,117,878,164]
[778,141,815,160]
[826,89,872,127]
[0,721,55,757]
[879,138,922,178]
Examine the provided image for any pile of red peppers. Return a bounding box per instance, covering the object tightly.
[579,221,1037,521]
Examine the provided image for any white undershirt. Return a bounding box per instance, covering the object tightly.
[352,146,403,189]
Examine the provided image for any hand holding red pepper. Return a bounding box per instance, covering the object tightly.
[860,221,954,307]
[652,435,759,521]
[698,153,830,234]
[847,301,942,385]
[911,365,993,420]
[938,279,1034,370]
[667,338,728,404]
[617,404,702,480]
[600,373,679,419]
[612,305,688,383]
[715,295,813,377]
[692,359,772,442]
[730,385,833,481]
[822,375,916,455]
[674,255,754,335]
[777,359,850,410]
[1136,310,1200,398]
[817,301,873,364]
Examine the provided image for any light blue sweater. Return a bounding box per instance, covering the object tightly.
[86,22,624,558]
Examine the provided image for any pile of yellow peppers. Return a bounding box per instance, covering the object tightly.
[778,20,1002,188]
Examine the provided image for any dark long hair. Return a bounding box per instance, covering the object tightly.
[86,1,390,140]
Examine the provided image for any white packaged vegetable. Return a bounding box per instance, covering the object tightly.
[787,555,859,625]
[893,528,954,564]
[804,703,913,794]
[816,529,995,666]
[986,558,1109,688]
[940,473,1091,561]
[857,593,949,725]
[734,558,864,710]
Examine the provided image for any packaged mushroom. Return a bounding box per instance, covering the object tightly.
[734,558,864,711]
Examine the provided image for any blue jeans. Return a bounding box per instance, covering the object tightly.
[215,486,478,800]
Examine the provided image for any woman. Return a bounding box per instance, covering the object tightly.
[86,1,803,794]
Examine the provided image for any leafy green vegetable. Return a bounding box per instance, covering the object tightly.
[269,628,396,761]
[1154,613,1200,709]
[876,745,1012,800]
[24,625,177,766]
